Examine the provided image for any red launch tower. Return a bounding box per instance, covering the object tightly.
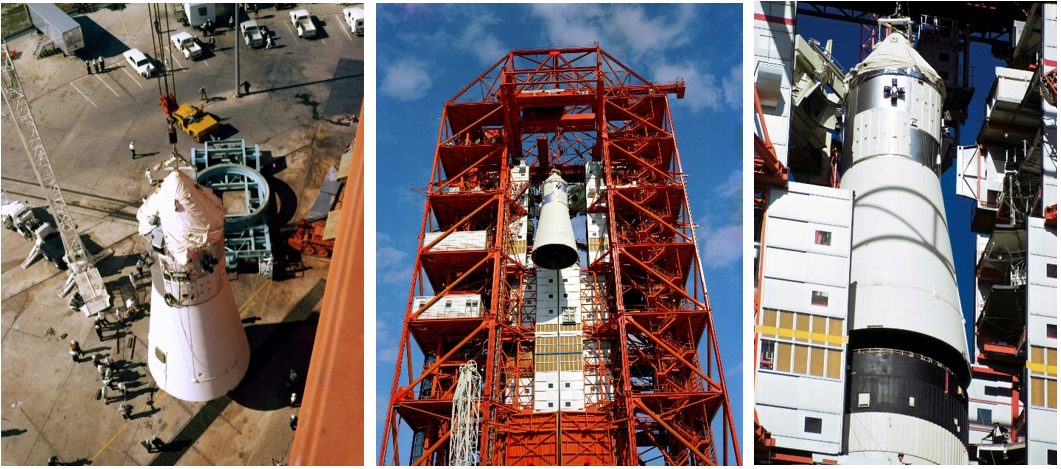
[380,46,741,466]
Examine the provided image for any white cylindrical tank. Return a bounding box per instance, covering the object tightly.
[840,32,970,465]
[137,171,250,402]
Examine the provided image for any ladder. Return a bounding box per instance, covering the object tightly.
[450,361,482,466]
[31,35,56,59]
[1,39,111,315]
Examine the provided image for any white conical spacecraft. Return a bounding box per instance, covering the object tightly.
[532,169,578,270]
[137,171,250,402]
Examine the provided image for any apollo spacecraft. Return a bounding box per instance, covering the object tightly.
[137,171,250,402]
[840,31,971,464]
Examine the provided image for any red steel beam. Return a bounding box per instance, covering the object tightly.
[290,102,365,465]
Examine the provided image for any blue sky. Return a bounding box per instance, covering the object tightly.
[797,17,1005,360]
[375,3,745,463]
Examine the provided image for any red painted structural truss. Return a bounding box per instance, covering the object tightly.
[380,46,740,466]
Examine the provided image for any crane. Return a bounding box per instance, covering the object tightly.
[1,39,112,315]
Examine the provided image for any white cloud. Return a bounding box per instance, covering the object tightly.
[530,4,605,49]
[381,60,433,101]
[698,221,742,269]
[722,64,742,110]
[454,13,507,65]
[377,233,411,283]
[530,4,697,63]
[715,170,743,199]
[605,5,696,59]
[377,317,399,363]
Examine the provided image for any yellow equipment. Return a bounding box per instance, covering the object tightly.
[173,103,219,142]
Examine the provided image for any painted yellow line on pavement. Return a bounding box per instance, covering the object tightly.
[90,392,170,462]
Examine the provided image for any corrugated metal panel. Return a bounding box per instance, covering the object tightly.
[322,210,341,241]
[307,166,340,222]
[423,230,488,251]
[847,412,968,464]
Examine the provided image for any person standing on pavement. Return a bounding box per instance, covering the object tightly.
[209,37,216,51]
[69,340,82,362]
[241,81,251,95]
[94,321,104,341]
[85,60,92,75]
[129,141,136,159]
[99,56,105,70]
[96,310,110,327]
[119,401,132,419]
[200,86,208,102]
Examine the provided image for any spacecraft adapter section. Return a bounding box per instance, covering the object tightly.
[839,31,969,465]
[147,250,251,402]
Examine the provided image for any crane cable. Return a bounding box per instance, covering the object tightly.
[149,3,178,114]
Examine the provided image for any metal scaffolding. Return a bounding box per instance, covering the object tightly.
[380,45,740,466]
[450,361,483,466]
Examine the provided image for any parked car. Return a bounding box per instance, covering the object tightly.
[123,48,155,78]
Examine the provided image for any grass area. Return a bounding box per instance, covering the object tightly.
[2,4,78,39]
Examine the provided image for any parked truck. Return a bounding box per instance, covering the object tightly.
[1,199,66,270]
[26,3,84,54]
[290,9,317,38]
[344,7,364,37]
[240,20,264,47]
[171,32,203,59]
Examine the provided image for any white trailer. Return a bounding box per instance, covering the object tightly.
[26,3,84,54]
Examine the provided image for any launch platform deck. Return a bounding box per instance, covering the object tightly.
[1,3,362,465]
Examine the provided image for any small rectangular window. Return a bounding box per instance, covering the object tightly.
[793,345,809,375]
[976,408,992,424]
[1049,449,1057,465]
[1030,377,1044,407]
[548,402,554,408]
[804,417,822,434]
[760,340,776,370]
[811,291,829,307]
[938,52,951,62]
[777,343,793,373]
[1048,264,1057,279]
[1049,324,1057,339]
[198,6,207,16]
[814,230,832,246]
[827,349,842,379]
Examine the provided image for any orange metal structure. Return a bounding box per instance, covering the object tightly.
[289,102,365,464]
[288,219,335,257]
[380,46,740,466]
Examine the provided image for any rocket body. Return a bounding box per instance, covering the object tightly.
[138,172,250,402]
[839,32,970,464]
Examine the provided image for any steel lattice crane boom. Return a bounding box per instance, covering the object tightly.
[1,40,111,314]
[449,361,482,466]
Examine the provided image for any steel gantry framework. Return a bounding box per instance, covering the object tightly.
[380,46,740,466]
